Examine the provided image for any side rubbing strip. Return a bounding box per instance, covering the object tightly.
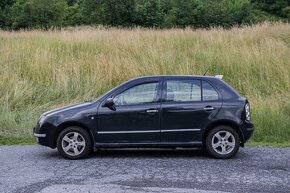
[161,129,201,132]
[98,130,160,134]
[98,129,201,134]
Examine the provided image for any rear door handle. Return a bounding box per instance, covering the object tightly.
[146,109,158,113]
[203,106,215,111]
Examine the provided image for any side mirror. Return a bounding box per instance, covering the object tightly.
[104,97,115,107]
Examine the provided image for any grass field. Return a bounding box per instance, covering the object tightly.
[0,23,289,146]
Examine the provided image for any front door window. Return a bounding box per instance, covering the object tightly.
[114,82,159,105]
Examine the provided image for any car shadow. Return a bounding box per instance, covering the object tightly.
[38,146,247,160]
[89,148,209,159]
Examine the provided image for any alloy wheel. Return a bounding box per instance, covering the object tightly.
[61,132,86,156]
[211,130,235,155]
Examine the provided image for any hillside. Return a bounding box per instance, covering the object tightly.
[0,23,289,145]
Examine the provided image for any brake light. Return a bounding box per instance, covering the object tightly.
[245,103,250,121]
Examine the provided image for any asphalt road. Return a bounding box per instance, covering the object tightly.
[0,145,289,193]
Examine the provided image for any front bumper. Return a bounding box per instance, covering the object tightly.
[34,133,46,138]
[33,124,57,148]
[33,131,46,143]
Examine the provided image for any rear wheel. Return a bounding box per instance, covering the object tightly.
[206,125,240,159]
[57,126,92,159]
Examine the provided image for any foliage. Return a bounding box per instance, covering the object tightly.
[251,0,290,21]
[81,0,136,26]
[7,0,68,29]
[65,2,84,26]
[0,0,15,28]
[194,0,253,28]
[0,0,289,29]
[135,0,163,27]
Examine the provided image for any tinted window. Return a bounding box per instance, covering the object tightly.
[166,80,201,102]
[202,81,219,101]
[214,79,240,99]
[114,82,158,105]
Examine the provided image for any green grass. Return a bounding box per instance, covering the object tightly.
[0,137,35,146]
[248,141,290,148]
[0,23,289,146]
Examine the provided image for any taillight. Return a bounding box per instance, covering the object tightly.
[245,103,250,121]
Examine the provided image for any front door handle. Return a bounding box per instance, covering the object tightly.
[204,106,215,111]
[146,109,158,113]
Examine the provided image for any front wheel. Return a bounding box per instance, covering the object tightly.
[206,125,240,159]
[57,127,92,159]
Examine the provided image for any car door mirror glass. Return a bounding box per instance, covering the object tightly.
[104,97,115,107]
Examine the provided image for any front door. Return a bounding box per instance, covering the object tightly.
[161,78,222,142]
[98,81,161,143]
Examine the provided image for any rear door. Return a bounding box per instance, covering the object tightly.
[161,78,222,142]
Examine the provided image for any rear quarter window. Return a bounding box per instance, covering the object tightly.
[202,81,219,101]
[213,79,241,100]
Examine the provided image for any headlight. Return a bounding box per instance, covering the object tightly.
[245,103,250,121]
[38,115,46,126]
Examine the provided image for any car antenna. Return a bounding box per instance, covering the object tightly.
[203,60,215,76]
[203,66,211,76]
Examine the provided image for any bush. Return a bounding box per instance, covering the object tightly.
[9,0,68,30]
[194,0,252,28]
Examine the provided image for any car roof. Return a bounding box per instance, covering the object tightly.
[132,75,217,80]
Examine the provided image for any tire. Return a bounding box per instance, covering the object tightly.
[205,125,240,159]
[57,126,92,159]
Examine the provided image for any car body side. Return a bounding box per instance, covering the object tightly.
[34,76,254,150]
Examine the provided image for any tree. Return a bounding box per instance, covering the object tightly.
[9,0,68,29]
[0,0,290,29]
[135,0,163,27]
[82,0,105,25]
[65,2,84,26]
[9,0,31,29]
[251,0,290,21]
[194,0,252,28]
[82,0,136,26]
[29,0,68,29]
[282,6,290,20]
[103,0,136,26]
[172,0,200,27]
[0,0,15,28]
[159,0,175,27]
[0,0,15,9]
[0,9,4,27]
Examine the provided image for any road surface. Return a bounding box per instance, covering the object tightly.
[0,145,289,193]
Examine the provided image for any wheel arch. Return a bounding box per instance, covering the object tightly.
[55,121,95,149]
[202,120,244,147]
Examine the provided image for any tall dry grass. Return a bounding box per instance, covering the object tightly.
[0,23,289,144]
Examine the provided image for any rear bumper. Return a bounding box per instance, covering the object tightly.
[239,121,254,143]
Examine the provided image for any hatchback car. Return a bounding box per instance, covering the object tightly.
[34,75,254,159]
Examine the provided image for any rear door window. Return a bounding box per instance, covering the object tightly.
[165,80,202,102]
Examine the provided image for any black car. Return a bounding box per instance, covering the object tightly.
[34,75,254,159]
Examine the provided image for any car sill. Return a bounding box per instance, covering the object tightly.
[95,142,203,148]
